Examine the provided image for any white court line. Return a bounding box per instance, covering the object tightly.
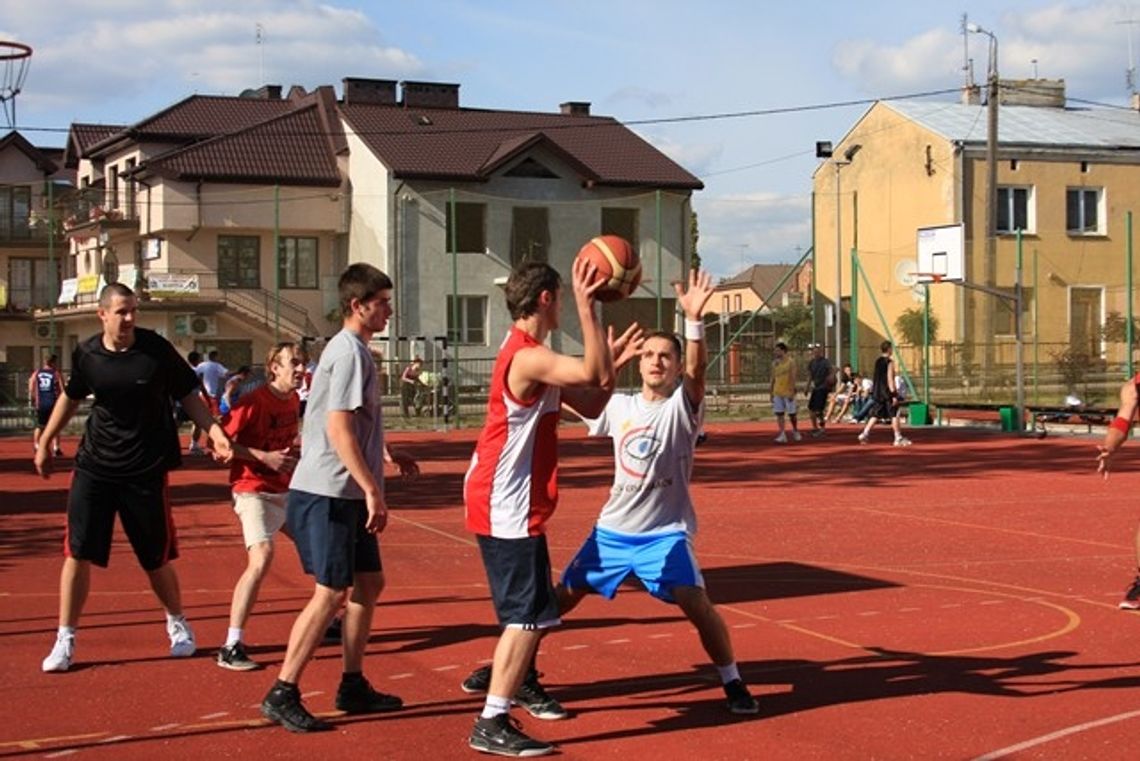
[971,708,1140,760]
[44,751,77,758]
[648,633,672,639]
[389,673,414,680]
[562,644,589,651]
[604,638,632,644]
[198,712,228,720]
[979,600,1004,605]
[99,735,132,744]
[732,623,757,628]
[149,723,181,732]
[433,664,459,671]
[857,611,880,617]
[899,608,922,613]
[301,691,324,699]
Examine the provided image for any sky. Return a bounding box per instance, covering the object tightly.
[3,0,1139,280]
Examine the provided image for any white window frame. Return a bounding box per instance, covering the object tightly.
[1066,187,1105,236]
[446,294,488,345]
[996,185,1035,234]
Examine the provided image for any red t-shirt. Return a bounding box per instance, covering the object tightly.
[222,384,300,493]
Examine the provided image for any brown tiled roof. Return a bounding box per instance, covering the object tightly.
[340,104,703,189]
[141,105,340,186]
[0,130,59,173]
[718,263,802,303]
[63,123,125,167]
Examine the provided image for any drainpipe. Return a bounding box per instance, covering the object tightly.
[393,180,406,359]
[186,181,203,241]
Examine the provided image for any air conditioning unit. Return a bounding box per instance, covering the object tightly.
[173,314,217,337]
[33,322,58,340]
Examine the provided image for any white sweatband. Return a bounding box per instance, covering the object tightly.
[684,319,704,341]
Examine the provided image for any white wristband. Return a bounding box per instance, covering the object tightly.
[684,319,704,341]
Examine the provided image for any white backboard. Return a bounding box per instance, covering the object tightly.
[916,224,964,283]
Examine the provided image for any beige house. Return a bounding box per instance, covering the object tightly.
[813,81,1140,377]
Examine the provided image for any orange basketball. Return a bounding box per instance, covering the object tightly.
[576,235,641,302]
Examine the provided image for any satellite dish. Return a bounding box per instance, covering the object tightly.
[895,259,919,287]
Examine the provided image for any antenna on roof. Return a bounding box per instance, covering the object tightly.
[1118,14,1140,94]
[256,22,265,86]
[960,13,975,89]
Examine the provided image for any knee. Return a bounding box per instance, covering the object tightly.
[354,571,385,602]
[246,543,275,577]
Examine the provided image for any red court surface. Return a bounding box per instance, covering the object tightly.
[3,421,1140,759]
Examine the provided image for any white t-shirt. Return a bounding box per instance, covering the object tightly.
[585,385,703,535]
[290,329,384,500]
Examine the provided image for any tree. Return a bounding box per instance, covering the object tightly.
[689,208,701,271]
[771,303,814,349]
[894,307,939,346]
[1102,311,1140,344]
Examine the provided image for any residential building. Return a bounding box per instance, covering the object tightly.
[812,80,1140,377]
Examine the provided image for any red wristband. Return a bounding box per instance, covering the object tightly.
[1110,416,1132,434]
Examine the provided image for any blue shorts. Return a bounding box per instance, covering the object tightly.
[561,526,703,604]
[287,489,382,589]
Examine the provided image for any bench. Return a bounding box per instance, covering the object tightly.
[1026,405,1116,438]
[931,402,1021,432]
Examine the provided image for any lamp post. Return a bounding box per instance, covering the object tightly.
[816,141,860,365]
[968,21,999,367]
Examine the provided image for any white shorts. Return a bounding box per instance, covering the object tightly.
[233,491,288,548]
[772,396,797,415]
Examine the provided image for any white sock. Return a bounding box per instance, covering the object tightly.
[57,625,76,640]
[226,627,243,646]
[166,612,186,628]
[716,663,741,684]
[481,694,511,719]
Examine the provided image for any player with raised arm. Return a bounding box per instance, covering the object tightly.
[1096,375,1140,609]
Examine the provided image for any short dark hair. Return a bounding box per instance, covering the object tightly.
[775,341,788,352]
[338,263,394,316]
[208,350,220,361]
[644,330,682,360]
[504,262,561,320]
[98,282,134,307]
[187,351,202,365]
[880,340,893,352]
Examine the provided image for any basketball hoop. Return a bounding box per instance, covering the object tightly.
[0,41,33,129]
[913,272,945,285]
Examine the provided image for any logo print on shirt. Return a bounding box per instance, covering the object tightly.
[618,425,660,478]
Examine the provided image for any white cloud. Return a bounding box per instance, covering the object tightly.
[833,28,965,93]
[635,130,723,177]
[694,192,812,279]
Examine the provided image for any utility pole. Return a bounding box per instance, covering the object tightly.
[969,22,999,372]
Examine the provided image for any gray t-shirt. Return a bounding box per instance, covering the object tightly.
[289,328,384,500]
[585,385,703,535]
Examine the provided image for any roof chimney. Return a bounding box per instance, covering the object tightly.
[401,81,460,109]
[999,78,1066,108]
[342,78,398,106]
[560,101,591,116]
[240,85,282,100]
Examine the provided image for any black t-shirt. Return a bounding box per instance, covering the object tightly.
[871,355,894,403]
[68,328,199,478]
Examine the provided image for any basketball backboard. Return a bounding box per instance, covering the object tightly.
[916,223,964,283]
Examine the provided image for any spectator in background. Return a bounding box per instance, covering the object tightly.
[770,342,800,443]
[29,354,65,456]
[219,366,252,417]
[826,364,856,423]
[195,350,229,416]
[857,341,911,447]
[805,344,835,438]
[400,357,424,418]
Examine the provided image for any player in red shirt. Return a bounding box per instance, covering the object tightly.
[215,342,306,671]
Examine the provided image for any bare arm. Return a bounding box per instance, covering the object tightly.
[676,270,715,407]
[1097,380,1138,478]
[33,395,81,477]
[561,323,645,420]
[327,409,387,533]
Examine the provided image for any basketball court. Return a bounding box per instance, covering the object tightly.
[3,421,1140,759]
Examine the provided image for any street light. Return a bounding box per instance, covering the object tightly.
[816,141,860,367]
[967,21,1000,375]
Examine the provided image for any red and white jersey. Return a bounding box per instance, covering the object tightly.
[465,327,561,538]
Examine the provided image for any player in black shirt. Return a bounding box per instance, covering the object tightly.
[34,283,233,672]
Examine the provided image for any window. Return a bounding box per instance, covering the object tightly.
[218,235,260,288]
[721,295,730,312]
[994,286,1033,336]
[996,186,1032,233]
[278,237,318,288]
[107,164,119,211]
[446,295,487,345]
[510,207,549,266]
[0,185,32,241]
[734,294,742,311]
[8,257,56,309]
[601,207,639,245]
[124,158,137,214]
[1066,188,1103,235]
[444,202,486,253]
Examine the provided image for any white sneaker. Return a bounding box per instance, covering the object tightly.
[168,618,196,658]
[42,634,74,672]
[792,431,802,442]
[774,433,788,443]
[857,432,869,445]
[894,437,913,447]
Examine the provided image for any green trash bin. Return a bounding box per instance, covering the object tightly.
[999,405,1018,432]
[908,402,931,426]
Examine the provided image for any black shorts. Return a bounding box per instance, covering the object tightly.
[477,534,561,630]
[36,405,54,427]
[808,388,830,413]
[287,490,382,589]
[66,468,178,570]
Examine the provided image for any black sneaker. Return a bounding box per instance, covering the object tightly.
[461,665,492,694]
[261,683,333,733]
[724,679,759,715]
[323,615,343,644]
[468,713,553,757]
[216,641,260,671]
[1120,575,1140,610]
[335,676,404,714]
[514,671,567,720]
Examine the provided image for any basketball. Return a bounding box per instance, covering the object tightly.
[576,235,641,302]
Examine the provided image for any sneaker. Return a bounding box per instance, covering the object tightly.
[1120,575,1140,610]
[188,443,203,455]
[335,676,404,714]
[261,683,333,733]
[322,615,343,645]
[461,665,492,694]
[857,432,869,445]
[893,437,912,447]
[468,713,553,757]
[792,431,802,442]
[724,679,759,715]
[810,429,825,438]
[216,641,259,671]
[42,634,74,673]
[168,618,196,658]
[773,433,787,443]
[53,446,64,457]
[696,432,709,447]
[514,671,568,720]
